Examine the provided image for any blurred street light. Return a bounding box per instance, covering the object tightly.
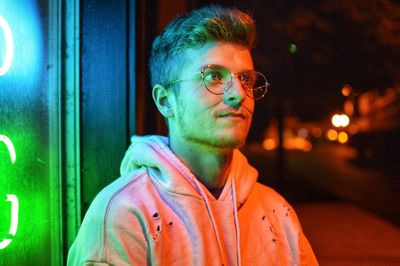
[341,84,352,97]
[332,114,350,127]
[338,131,349,144]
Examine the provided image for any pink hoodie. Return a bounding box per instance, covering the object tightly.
[67,135,318,265]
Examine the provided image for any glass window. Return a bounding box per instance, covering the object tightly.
[0,1,61,265]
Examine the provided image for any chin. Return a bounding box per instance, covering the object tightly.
[212,133,248,149]
[221,128,249,147]
[187,133,247,149]
[221,139,246,149]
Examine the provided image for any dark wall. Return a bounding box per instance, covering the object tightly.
[80,0,131,215]
[79,0,188,216]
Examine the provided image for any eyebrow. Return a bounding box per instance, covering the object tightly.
[200,64,254,73]
[198,64,224,71]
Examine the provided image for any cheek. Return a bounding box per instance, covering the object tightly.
[244,99,255,115]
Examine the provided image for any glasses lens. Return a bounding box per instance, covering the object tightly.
[202,66,231,94]
[240,71,268,100]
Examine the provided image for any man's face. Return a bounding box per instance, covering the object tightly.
[168,42,255,149]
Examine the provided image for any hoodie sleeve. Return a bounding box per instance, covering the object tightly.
[67,177,150,266]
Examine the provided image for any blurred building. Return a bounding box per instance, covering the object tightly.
[354,86,400,132]
[347,85,400,164]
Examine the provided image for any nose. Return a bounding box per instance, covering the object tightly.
[223,76,247,105]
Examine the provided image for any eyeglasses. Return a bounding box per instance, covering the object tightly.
[168,64,270,100]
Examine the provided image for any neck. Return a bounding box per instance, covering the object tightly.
[169,137,234,196]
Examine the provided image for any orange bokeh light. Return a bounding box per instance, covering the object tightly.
[326,129,338,141]
[338,131,348,143]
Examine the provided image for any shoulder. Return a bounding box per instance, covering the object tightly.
[74,167,150,232]
[89,168,149,214]
[250,182,288,205]
[85,167,163,228]
[245,182,301,223]
[67,168,152,264]
[80,167,154,236]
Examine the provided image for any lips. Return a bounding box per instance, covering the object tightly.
[218,111,247,119]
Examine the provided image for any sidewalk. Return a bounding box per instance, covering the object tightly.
[294,201,400,266]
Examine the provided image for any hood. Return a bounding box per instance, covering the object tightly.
[120,135,258,205]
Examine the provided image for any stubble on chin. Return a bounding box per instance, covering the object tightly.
[184,126,249,150]
[186,135,245,149]
[175,105,250,150]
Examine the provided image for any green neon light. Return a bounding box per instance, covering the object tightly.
[0,134,16,163]
[0,135,18,249]
[0,15,14,76]
[0,194,19,249]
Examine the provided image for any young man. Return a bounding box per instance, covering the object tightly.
[68,5,318,265]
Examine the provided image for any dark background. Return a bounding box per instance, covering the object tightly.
[77,0,400,220]
[194,0,400,140]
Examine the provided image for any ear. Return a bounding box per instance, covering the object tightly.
[152,84,174,118]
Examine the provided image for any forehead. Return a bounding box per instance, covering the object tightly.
[181,42,254,75]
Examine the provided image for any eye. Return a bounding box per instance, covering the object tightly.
[203,67,230,88]
[240,72,256,88]
[204,69,224,82]
[210,72,222,81]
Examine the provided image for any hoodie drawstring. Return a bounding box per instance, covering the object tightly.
[231,181,242,266]
[190,178,225,265]
[191,176,242,266]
